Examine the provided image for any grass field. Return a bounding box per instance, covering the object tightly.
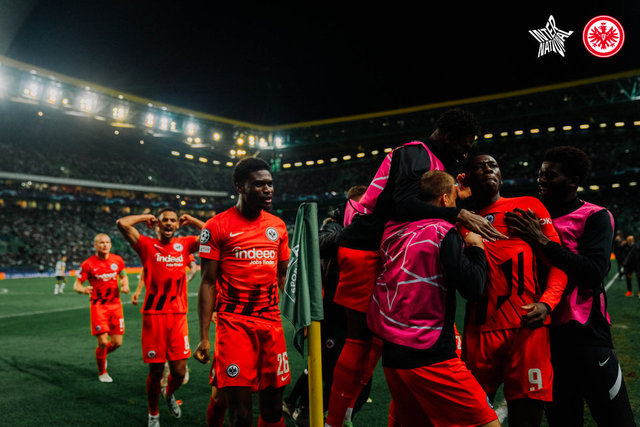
[0,272,639,426]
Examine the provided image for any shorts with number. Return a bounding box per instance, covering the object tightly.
[384,357,498,427]
[333,247,381,313]
[462,327,553,402]
[141,313,190,363]
[213,312,290,391]
[90,302,124,336]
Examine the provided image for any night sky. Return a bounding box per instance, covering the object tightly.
[4,1,640,125]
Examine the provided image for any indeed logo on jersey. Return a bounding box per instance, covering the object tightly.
[95,272,118,281]
[155,252,184,267]
[233,246,276,265]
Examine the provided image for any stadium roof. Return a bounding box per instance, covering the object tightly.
[3,1,640,125]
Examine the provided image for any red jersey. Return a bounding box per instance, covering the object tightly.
[199,206,290,321]
[78,254,126,305]
[464,197,567,332]
[133,235,199,314]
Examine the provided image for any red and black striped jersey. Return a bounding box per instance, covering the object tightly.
[78,254,125,305]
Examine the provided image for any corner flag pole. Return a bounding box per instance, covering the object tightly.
[308,320,323,427]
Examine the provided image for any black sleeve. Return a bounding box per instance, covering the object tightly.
[440,228,487,301]
[390,145,460,224]
[318,221,342,259]
[540,210,613,289]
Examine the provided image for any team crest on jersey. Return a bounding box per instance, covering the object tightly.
[200,229,211,244]
[266,227,279,242]
[484,214,495,224]
[147,350,156,359]
[95,325,101,332]
[110,263,118,271]
[173,243,184,252]
[226,364,240,378]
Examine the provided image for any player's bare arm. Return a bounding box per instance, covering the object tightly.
[131,270,144,305]
[179,214,205,230]
[116,214,156,246]
[119,271,130,294]
[194,258,219,364]
[73,277,92,295]
[277,260,288,292]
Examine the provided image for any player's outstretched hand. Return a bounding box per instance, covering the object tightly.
[193,340,211,364]
[504,208,550,247]
[521,302,550,329]
[457,209,508,242]
[131,290,141,305]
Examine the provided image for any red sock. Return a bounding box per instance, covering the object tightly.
[95,347,107,374]
[258,415,285,427]
[147,373,161,416]
[106,342,117,354]
[165,373,183,398]
[207,394,227,427]
[346,337,383,411]
[325,339,370,426]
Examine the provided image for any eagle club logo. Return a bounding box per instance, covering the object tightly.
[266,227,279,242]
[226,364,240,377]
[485,214,495,224]
[173,242,184,252]
[583,15,625,58]
[110,263,118,271]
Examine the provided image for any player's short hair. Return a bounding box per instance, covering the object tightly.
[232,157,271,186]
[418,170,456,202]
[93,233,110,243]
[157,206,178,218]
[436,108,481,139]
[543,146,591,185]
[347,185,367,201]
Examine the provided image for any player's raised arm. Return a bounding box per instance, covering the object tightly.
[194,258,219,364]
[179,214,205,230]
[116,214,156,246]
[73,277,92,295]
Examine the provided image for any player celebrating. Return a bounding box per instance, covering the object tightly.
[504,146,635,426]
[117,208,204,427]
[460,153,567,427]
[367,170,499,427]
[54,255,67,294]
[73,233,129,383]
[194,157,290,427]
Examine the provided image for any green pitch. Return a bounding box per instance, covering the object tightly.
[0,273,638,426]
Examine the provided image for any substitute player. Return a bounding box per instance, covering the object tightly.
[194,157,290,427]
[54,255,67,294]
[73,233,129,383]
[504,146,635,426]
[326,109,507,427]
[117,208,204,427]
[367,170,499,427]
[460,153,567,427]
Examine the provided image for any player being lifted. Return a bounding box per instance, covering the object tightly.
[194,157,290,427]
[460,153,567,427]
[504,146,635,426]
[117,208,204,427]
[73,233,129,383]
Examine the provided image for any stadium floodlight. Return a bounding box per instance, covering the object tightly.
[185,153,194,159]
[484,133,493,139]
[282,163,291,168]
[226,162,234,167]
[230,149,236,155]
[79,93,96,113]
[139,140,144,145]
[180,200,186,206]
[562,125,572,131]
[500,131,508,137]
[371,150,379,155]
[114,130,119,135]
[343,155,352,161]
[237,137,244,145]
[357,152,365,158]
[47,87,61,104]
[171,151,180,156]
[634,121,640,126]
[330,157,338,162]
[579,124,589,130]
[185,121,197,136]
[145,113,155,127]
[212,160,221,165]
[599,123,607,128]
[274,137,283,148]
[317,159,325,164]
[306,160,314,165]
[170,121,177,131]
[160,117,169,131]
[200,198,206,203]
[248,135,256,146]
[259,138,268,148]
[62,98,69,105]
[548,126,556,132]
[577,186,584,192]
[294,161,303,167]
[614,122,625,127]
[37,111,43,117]
[612,183,620,188]
[589,185,599,191]
[195,137,201,144]
[199,157,208,163]
[213,132,221,141]
[23,81,39,99]
[529,129,539,134]
[514,130,523,135]
[384,148,392,153]
[112,105,126,120]
[630,182,638,187]
[187,137,193,143]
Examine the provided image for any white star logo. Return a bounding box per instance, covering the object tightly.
[529,15,573,57]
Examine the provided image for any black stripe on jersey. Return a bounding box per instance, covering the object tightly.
[155,295,167,311]
[176,276,185,299]
[144,294,155,311]
[517,252,525,295]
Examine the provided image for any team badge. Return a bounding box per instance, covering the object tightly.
[266,227,279,242]
[147,350,156,358]
[95,325,101,332]
[485,214,495,224]
[110,263,118,271]
[200,229,211,244]
[226,364,240,378]
[325,338,335,349]
[583,15,624,58]
[173,243,184,252]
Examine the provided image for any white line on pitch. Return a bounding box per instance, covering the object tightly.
[605,274,619,291]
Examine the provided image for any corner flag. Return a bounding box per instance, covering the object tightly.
[281,202,324,356]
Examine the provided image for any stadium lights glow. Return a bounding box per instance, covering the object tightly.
[114,130,119,135]
[248,135,256,146]
[547,126,556,132]
[195,137,202,144]
[118,94,124,100]
[274,137,283,148]
[37,111,43,117]
[200,198,206,203]
[484,133,493,139]
[589,185,599,191]
[47,87,61,104]
[282,163,292,168]
[237,137,244,145]
[112,106,126,120]
[145,113,155,127]
[305,160,314,166]
[187,137,193,143]
[79,94,96,113]
[530,129,539,134]
[357,152,365,158]
[170,121,177,131]
[212,160,221,165]
[259,138,268,148]
[330,157,338,162]
[230,150,236,155]
[612,183,621,188]
[185,122,197,136]
[317,159,325,164]
[371,150,379,155]
[579,124,589,130]
[294,162,303,167]
[500,131,508,137]
[599,123,607,128]
[562,125,572,131]
[171,151,180,156]
[180,200,186,206]
[62,98,69,105]
[139,140,144,145]
[213,132,221,141]
[343,155,352,161]
[176,195,181,199]
[199,157,208,163]
[185,153,194,159]
[514,130,523,135]
[23,81,39,98]
[577,186,584,192]
[630,182,638,187]
[160,117,169,130]
[384,148,392,153]
[615,122,625,127]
